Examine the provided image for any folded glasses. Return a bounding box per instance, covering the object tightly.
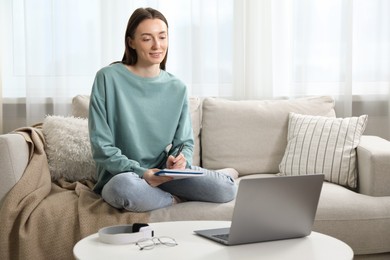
[136,236,178,250]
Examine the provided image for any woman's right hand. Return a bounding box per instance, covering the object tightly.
[143,168,173,187]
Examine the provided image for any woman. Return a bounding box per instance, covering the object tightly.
[89,7,237,212]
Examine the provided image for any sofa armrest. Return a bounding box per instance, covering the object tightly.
[0,133,29,207]
[357,135,390,196]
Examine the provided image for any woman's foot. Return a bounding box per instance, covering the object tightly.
[172,195,182,204]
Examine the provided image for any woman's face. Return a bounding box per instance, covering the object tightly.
[129,18,168,68]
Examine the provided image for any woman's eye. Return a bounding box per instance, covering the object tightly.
[142,38,151,42]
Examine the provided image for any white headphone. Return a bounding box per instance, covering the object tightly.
[98,223,154,244]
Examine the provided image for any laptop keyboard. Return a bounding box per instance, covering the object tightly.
[213,234,229,241]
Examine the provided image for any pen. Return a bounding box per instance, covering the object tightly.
[175,144,185,158]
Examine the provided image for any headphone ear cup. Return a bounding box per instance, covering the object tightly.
[132,223,149,233]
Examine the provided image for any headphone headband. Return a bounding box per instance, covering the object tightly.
[98,223,154,244]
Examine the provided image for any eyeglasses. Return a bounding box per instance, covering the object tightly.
[136,236,178,250]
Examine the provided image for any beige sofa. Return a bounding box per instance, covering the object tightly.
[1,95,390,259]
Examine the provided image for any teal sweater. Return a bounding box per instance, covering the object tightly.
[89,63,194,194]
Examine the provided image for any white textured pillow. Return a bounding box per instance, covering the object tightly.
[42,115,96,182]
[279,113,368,188]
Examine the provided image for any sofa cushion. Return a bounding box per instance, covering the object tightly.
[201,96,336,175]
[42,115,96,182]
[72,94,90,118]
[314,181,390,255]
[279,112,368,188]
[0,134,30,206]
[188,97,202,166]
[71,95,202,166]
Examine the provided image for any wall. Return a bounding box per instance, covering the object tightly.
[3,101,72,134]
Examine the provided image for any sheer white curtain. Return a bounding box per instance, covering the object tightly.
[0,47,3,134]
[234,0,390,140]
[1,0,389,140]
[0,0,232,132]
[0,2,5,134]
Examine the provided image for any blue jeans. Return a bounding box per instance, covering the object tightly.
[101,166,237,212]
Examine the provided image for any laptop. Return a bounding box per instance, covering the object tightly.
[194,174,324,245]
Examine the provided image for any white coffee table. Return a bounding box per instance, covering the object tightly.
[74,221,353,260]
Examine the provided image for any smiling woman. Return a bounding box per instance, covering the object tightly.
[87,7,237,213]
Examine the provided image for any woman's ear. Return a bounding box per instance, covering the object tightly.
[127,37,135,50]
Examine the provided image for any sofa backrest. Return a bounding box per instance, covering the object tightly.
[72,95,336,174]
[200,96,336,175]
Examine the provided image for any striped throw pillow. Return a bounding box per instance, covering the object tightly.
[279,113,368,188]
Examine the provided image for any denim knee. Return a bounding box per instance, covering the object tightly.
[101,172,174,212]
[101,173,137,209]
[213,181,238,203]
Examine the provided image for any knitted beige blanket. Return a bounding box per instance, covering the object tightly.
[0,127,150,260]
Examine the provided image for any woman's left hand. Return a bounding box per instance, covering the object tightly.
[166,154,186,170]
[143,168,173,187]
